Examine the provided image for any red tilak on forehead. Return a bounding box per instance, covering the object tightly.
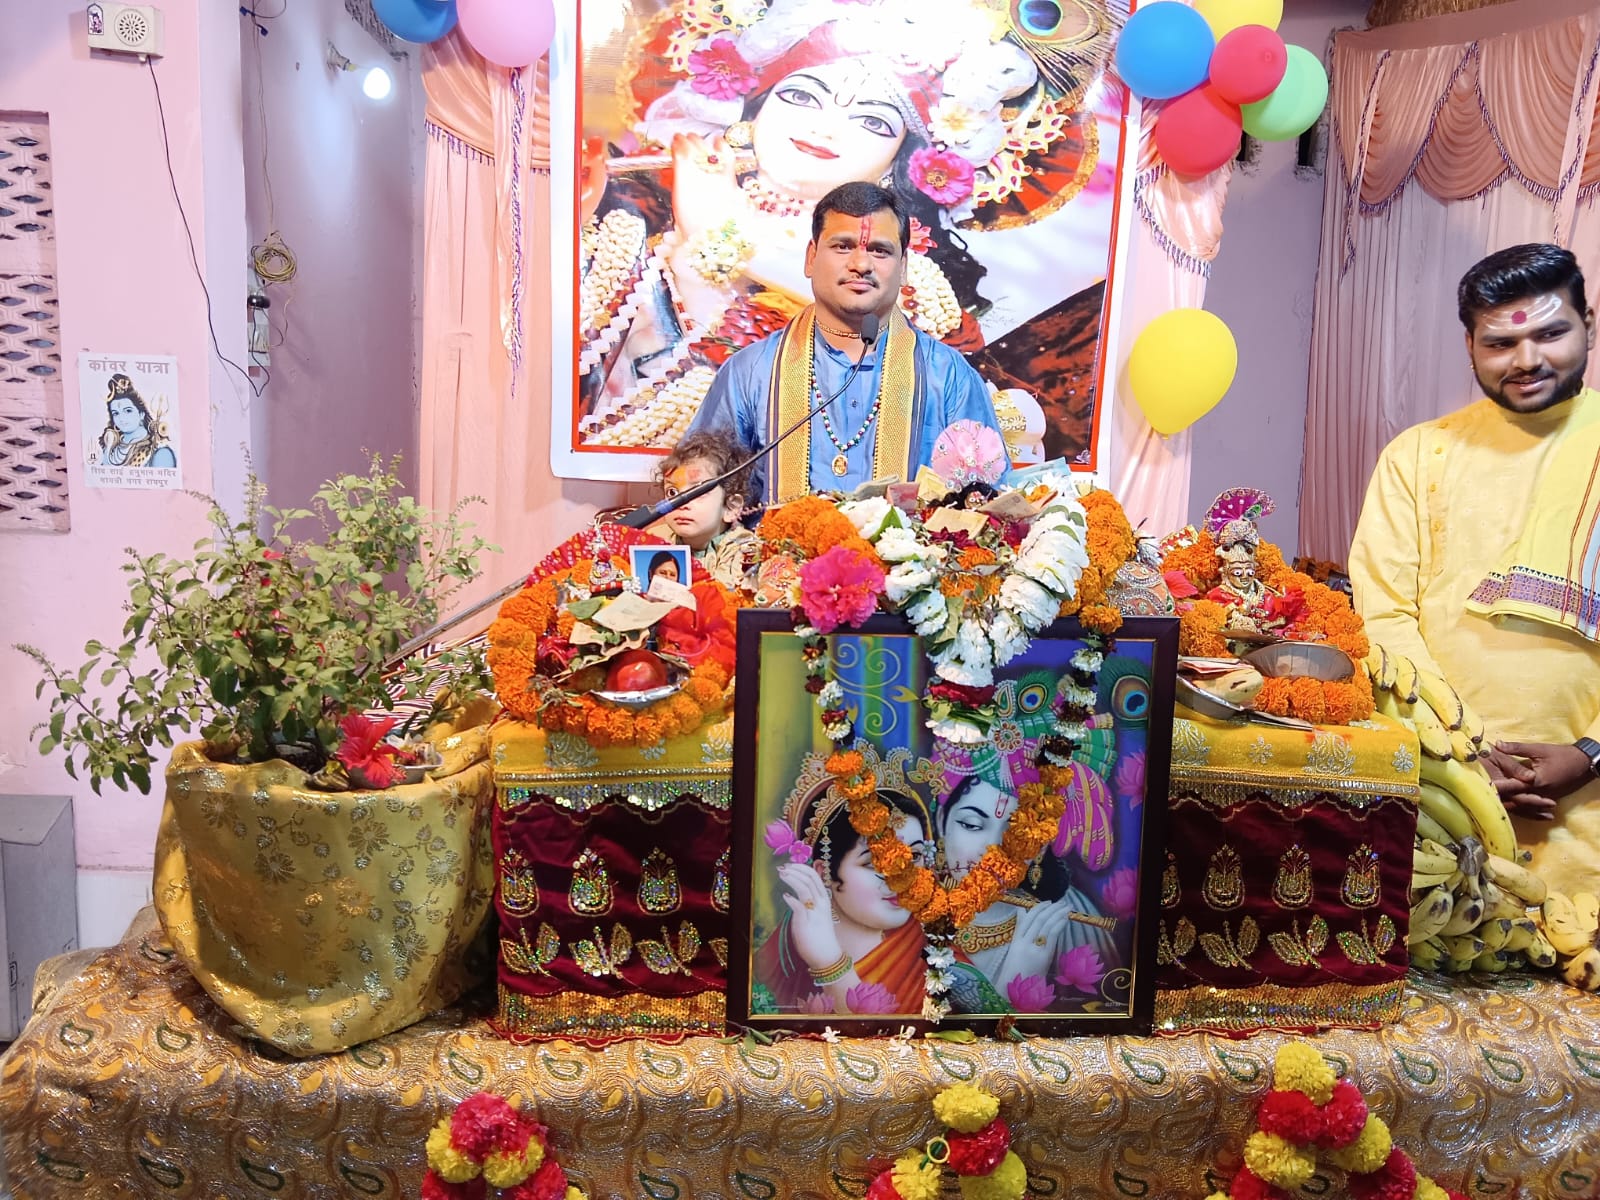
[1512,310,1528,324]
[859,215,872,250]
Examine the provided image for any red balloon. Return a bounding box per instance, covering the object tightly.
[1155,86,1244,177]
[1210,24,1289,105]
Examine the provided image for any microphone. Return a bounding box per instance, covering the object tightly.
[612,312,882,529]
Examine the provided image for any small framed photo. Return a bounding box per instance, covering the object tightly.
[629,544,691,590]
[728,610,1177,1037]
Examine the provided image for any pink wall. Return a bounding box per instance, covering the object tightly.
[0,1,249,870]
[1188,0,1369,553]
[241,6,424,505]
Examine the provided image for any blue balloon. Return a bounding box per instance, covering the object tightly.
[1115,2,1216,100]
[372,0,457,43]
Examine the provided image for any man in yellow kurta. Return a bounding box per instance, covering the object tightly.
[1349,244,1600,895]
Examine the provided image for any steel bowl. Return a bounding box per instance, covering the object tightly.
[1243,640,1356,682]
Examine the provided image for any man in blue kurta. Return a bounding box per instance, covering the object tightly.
[687,182,1002,506]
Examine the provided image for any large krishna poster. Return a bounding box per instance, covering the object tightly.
[549,0,1133,483]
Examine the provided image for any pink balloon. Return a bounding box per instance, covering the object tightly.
[1155,85,1244,177]
[1209,24,1288,106]
[458,0,555,68]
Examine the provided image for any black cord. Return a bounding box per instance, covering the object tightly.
[147,58,266,398]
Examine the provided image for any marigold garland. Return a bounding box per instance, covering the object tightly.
[1203,1042,1467,1200]
[759,494,885,570]
[863,1086,1026,1200]
[422,1092,586,1200]
[1164,530,1374,725]
[1056,489,1138,635]
[487,552,740,750]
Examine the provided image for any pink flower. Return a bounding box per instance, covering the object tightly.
[1052,945,1105,995]
[799,991,835,1014]
[908,217,935,254]
[334,712,402,789]
[908,147,976,206]
[1114,750,1146,807]
[1100,867,1139,920]
[844,981,898,1013]
[1005,973,1055,1011]
[763,819,813,865]
[687,38,758,101]
[798,546,886,633]
[501,1158,568,1200]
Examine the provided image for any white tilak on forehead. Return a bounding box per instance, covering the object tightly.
[1481,293,1565,334]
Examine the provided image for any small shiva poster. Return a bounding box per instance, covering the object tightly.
[78,352,181,490]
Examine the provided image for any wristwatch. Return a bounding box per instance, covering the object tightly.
[1576,737,1600,778]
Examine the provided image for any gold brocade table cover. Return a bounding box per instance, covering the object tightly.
[5,910,1600,1200]
[1154,708,1421,1034]
[152,725,496,1057]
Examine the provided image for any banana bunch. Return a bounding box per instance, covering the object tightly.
[1365,645,1484,766]
[1407,832,1557,974]
[1365,645,1517,861]
[1539,891,1600,990]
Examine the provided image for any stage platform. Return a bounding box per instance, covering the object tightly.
[4,911,1600,1199]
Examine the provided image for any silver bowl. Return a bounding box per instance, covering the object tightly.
[1243,641,1355,682]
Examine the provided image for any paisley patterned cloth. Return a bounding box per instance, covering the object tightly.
[152,718,496,1056]
[4,910,1600,1200]
[1154,708,1422,1033]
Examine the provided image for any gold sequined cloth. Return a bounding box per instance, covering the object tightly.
[152,723,496,1057]
[4,911,1600,1199]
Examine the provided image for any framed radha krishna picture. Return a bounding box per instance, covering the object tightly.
[728,610,1177,1036]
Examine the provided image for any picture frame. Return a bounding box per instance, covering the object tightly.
[728,610,1178,1037]
[629,544,691,590]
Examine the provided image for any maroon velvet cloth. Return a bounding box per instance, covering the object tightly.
[1155,790,1414,992]
[494,790,730,1001]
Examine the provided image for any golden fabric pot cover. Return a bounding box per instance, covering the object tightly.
[153,729,495,1056]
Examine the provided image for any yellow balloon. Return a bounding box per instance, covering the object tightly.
[1127,308,1238,436]
[1193,0,1283,38]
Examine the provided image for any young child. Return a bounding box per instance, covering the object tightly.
[655,430,760,592]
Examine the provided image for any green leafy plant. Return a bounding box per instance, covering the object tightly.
[18,456,495,793]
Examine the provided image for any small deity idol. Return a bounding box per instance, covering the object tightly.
[1208,517,1287,633]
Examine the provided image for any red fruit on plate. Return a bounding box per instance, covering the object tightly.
[606,648,669,692]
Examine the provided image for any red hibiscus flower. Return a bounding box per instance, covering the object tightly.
[687,38,758,101]
[798,547,886,633]
[1163,570,1200,600]
[908,147,976,206]
[333,713,402,789]
[658,582,736,671]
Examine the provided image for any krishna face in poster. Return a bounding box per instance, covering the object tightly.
[554,0,1128,479]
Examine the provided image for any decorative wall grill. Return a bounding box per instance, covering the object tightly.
[0,114,67,532]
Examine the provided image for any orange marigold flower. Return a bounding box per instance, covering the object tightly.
[850,799,891,839]
[827,751,865,777]
[1179,601,1233,657]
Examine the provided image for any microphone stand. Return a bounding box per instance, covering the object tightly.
[612,313,882,529]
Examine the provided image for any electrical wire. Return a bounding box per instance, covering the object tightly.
[145,60,264,400]
[246,3,297,351]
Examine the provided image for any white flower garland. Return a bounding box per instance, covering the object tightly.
[837,488,1091,742]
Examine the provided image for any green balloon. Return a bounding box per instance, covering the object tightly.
[1241,45,1329,141]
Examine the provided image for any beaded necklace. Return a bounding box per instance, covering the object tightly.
[808,331,886,478]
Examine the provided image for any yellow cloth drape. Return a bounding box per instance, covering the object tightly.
[153,725,496,1056]
[1348,389,1600,895]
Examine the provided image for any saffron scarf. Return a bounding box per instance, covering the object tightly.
[764,305,918,503]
